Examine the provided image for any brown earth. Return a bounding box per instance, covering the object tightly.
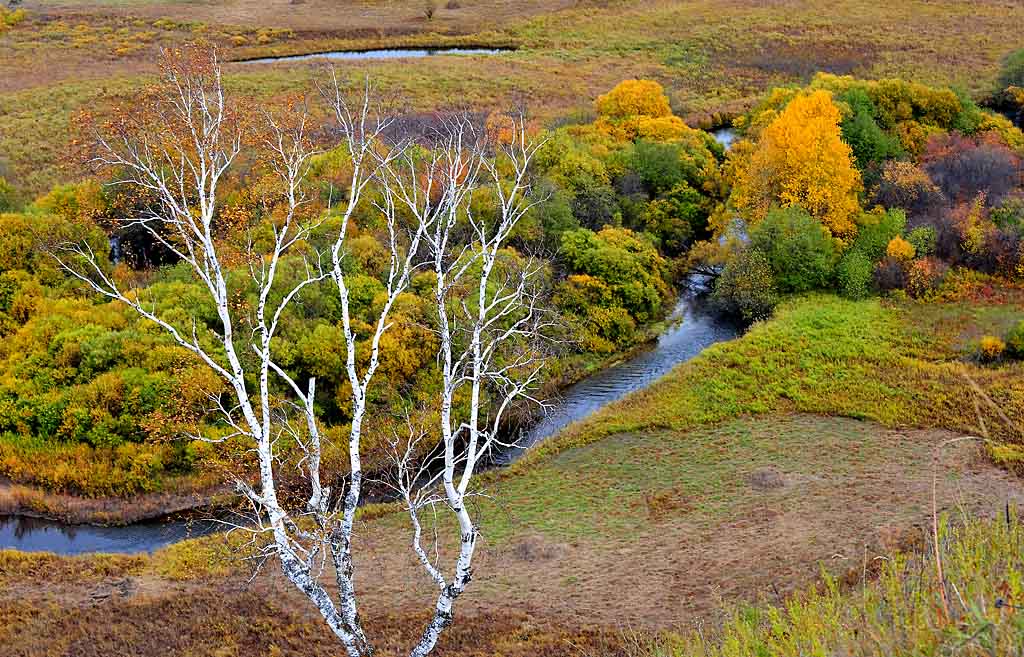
[2,416,1021,655]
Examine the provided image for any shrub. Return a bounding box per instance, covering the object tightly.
[1007,321,1024,359]
[0,7,26,30]
[851,207,907,261]
[840,88,904,170]
[998,48,1024,91]
[979,335,1006,362]
[991,195,1024,231]
[0,177,17,212]
[556,227,671,349]
[886,236,916,261]
[874,256,908,292]
[836,251,873,299]
[711,249,778,322]
[905,256,948,298]
[906,225,937,256]
[641,182,708,256]
[872,161,944,220]
[749,206,837,293]
[595,79,673,121]
[629,140,685,196]
[922,132,1021,206]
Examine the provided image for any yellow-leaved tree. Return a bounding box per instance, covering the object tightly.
[594,79,697,142]
[731,90,862,239]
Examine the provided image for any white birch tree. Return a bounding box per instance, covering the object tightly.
[53,46,547,657]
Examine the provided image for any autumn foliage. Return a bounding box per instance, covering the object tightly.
[731,90,862,239]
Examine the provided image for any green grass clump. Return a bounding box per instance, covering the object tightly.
[656,515,1024,657]
[510,294,1024,475]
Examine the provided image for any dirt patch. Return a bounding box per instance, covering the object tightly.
[746,467,785,490]
[2,415,1023,653]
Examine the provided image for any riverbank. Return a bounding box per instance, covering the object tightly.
[0,476,233,526]
[0,283,736,547]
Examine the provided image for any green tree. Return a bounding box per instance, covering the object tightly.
[749,206,837,293]
[840,88,903,170]
[712,249,778,322]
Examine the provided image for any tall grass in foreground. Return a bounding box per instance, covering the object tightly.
[653,515,1024,657]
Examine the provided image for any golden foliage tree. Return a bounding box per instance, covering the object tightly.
[731,90,863,239]
[594,79,698,142]
[595,79,672,120]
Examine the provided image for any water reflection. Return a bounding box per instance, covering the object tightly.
[712,127,737,150]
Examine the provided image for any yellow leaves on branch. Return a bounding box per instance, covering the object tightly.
[593,79,698,143]
[731,90,862,240]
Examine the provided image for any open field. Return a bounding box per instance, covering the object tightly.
[4,0,1024,194]
[2,289,1023,655]
[2,413,1019,656]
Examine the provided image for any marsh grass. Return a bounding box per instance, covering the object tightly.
[5,0,1024,194]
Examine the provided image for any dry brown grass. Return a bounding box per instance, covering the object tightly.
[4,0,1024,195]
[2,415,1022,655]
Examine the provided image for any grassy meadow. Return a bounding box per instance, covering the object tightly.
[3,0,1024,194]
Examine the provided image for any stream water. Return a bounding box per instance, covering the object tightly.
[0,289,737,555]
[1,131,739,556]
[238,47,510,65]
[0,513,221,556]
[491,285,738,465]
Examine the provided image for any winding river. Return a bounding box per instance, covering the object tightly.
[0,289,737,555]
[0,130,740,556]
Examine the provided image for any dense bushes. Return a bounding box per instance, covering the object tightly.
[0,78,735,493]
[1007,320,1024,358]
[748,206,836,293]
[556,227,671,352]
[701,73,1024,320]
[998,48,1024,94]
[710,249,777,322]
[836,251,872,299]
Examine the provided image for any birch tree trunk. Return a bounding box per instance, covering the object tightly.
[56,46,548,657]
